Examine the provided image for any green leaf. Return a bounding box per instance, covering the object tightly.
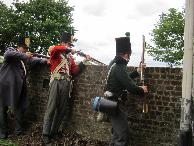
[0,0,75,54]
[147,8,184,67]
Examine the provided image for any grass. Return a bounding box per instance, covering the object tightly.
[0,139,19,146]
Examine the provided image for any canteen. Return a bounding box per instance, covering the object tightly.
[92,96,118,114]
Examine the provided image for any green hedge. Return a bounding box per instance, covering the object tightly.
[0,139,18,146]
[0,56,4,64]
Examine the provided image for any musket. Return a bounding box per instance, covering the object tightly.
[32,53,50,59]
[75,50,106,66]
[140,35,145,85]
[141,35,148,113]
[32,50,106,66]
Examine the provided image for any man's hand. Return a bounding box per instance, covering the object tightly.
[47,59,50,64]
[83,55,91,62]
[139,86,148,93]
[26,52,33,58]
[82,55,91,64]
[70,48,76,55]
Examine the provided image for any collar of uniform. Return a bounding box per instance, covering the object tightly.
[115,56,128,65]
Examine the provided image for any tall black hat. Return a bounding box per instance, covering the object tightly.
[18,32,30,48]
[60,31,74,46]
[115,37,131,55]
[18,37,30,48]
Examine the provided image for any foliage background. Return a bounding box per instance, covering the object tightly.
[0,0,75,54]
[147,8,185,67]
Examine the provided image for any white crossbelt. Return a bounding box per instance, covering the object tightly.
[20,60,26,75]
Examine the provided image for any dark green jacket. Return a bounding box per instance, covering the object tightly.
[106,56,144,97]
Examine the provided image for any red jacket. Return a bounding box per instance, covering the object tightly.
[50,45,80,76]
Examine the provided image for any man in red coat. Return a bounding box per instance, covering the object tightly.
[42,32,90,144]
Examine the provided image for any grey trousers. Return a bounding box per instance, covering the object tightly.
[108,109,129,146]
[42,79,70,136]
[0,106,8,137]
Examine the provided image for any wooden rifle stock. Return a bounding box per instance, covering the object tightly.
[75,50,106,66]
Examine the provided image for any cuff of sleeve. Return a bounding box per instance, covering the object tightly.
[66,48,72,54]
[42,58,48,64]
[79,61,85,71]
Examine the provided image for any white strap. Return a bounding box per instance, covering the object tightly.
[105,63,116,85]
[20,60,26,75]
[52,54,70,76]
[53,59,67,74]
[60,54,70,76]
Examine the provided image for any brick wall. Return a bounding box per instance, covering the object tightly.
[27,65,182,146]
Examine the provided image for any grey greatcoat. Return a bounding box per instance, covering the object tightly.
[0,47,47,110]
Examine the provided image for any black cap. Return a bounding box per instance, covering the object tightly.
[60,31,74,46]
[115,37,131,55]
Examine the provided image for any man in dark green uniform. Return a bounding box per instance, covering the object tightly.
[106,37,148,146]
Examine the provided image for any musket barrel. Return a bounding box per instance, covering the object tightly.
[32,50,106,66]
[141,35,148,113]
[33,53,50,59]
[90,57,106,66]
[75,50,106,66]
[140,35,146,85]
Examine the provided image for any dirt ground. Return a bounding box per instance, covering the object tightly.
[6,121,108,146]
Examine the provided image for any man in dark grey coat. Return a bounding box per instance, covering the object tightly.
[0,37,48,139]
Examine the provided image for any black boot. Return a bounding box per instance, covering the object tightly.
[51,131,64,140]
[42,135,51,144]
[0,131,7,139]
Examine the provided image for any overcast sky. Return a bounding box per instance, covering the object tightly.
[68,0,185,67]
[3,0,185,66]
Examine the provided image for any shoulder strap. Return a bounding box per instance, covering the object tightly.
[20,60,27,75]
[106,63,116,82]
[52,54,67,74]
